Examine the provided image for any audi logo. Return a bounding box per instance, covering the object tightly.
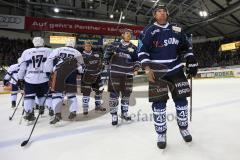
[0,16,22,24]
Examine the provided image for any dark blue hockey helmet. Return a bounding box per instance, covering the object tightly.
[152,4,169,15]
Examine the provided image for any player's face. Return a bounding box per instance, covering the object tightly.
[122,32,132,42]
[154,9,168,25]
[84,44,92,52]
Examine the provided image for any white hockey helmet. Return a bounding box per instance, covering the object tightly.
[65,38,76,48]
[32,37,44,47]
[17,57,22,64]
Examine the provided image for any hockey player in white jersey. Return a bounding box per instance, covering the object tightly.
[4,61,20,108]
[18,37,52,122]
[44,39,84,124]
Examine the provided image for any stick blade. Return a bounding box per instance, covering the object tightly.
[9,117,12,120]
[21,140,29,147]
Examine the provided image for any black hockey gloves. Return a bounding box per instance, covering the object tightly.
[186,56,198,77]
[17,79,24,90]
[3,79,9,86]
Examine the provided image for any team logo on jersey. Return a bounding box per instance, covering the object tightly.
[164,37,179,46]
[153,41,164,48]
[89,60,99,64]
[153,37,179,48]
[151,29,160,35]
[172,26,181,33]
[94,54,99,57]
[128,48,134,53]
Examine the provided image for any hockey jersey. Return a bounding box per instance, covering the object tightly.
[18,47,52,84]
[82,50,102,82]
[4,63,19,85]
[138,22,194,75]
[44,46,84,73]
[137,24,152,52]
[104,40,140,76]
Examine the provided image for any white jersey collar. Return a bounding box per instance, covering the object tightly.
[121,39,130,46]
[154,22,169,28]
[83,50,92,55]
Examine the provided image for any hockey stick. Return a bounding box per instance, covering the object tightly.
[9,93,24,120]
[190,76,193,122]
[0,66,18,83]
[19,109,25,125]
[21,89,50,147]
[19,97,25,124]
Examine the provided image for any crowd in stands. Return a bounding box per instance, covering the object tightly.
[0,37,33,66]
[193,39,240,68]
[0,36,239,68]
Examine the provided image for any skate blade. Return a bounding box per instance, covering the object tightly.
[157,144,168,153]
[68,119,76,121]
[115,123,121,128]
[52,121,66,127]
[40,114,47,118]
[185,141,193,147]
[68,116,77,121]
[120,118,134,125]
[160,147,168,153]
[26,120,35,126]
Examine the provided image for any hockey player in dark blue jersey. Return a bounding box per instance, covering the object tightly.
[104,29,140,126]
[81,41,106,115]
[138,5,198,149]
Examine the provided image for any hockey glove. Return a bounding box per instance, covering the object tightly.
[186,56,198,77]
[3,79,9,86]
[46,72,51,78]
[17,79,24,90]
[145,66,155,83]
[77,64,85,75]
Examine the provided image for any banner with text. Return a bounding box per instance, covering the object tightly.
[25,17,144,36]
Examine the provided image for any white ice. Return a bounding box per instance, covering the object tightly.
[0,78,240,160]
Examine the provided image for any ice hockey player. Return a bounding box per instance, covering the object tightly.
[138,5,198,149]
[3,60,20,108]
[44,39,84,124]
[104,29,140,126]
[18,37,52,122]
[81,41,106,115]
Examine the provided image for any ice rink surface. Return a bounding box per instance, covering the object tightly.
[0,78,240,160]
